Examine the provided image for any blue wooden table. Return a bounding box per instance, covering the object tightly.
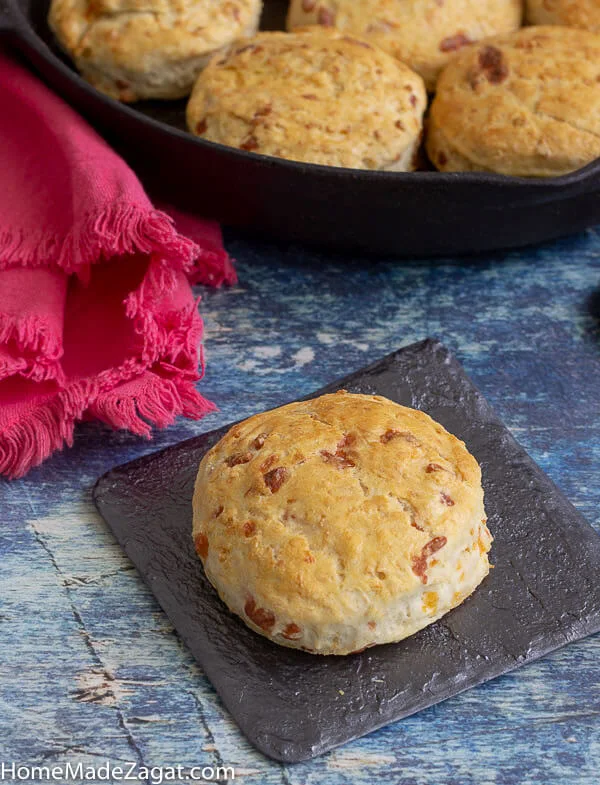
[1,227,599,784]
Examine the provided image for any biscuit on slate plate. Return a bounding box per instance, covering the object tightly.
[192,391,492,656]
[526,0,600,32]
[286,0,523,91]
[427,26,600,177]
[48,0,263,102]
[186,30,426,170]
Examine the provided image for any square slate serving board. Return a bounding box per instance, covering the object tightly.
[93,339,600,762]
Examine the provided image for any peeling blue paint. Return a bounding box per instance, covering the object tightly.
[1,226,599,783]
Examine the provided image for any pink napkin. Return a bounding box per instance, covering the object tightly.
[0,50,236,479]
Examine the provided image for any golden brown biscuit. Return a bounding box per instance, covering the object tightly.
[526,0,600,32]
[192,392,492,656]
[427,26,600,177]
[48,0,263,102]
[187,30,427,170]
[286,0,523,91]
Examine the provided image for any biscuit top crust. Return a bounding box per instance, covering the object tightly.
[526,0,600,32]
[50,0,261,70]
[287,0,523,89]
[186,30,426,169]
[429,26,600,176]
[192,392,486,629]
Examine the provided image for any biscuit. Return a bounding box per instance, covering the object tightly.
[192,391,492,656]
[286,0,523,91]
[48,0,263,102]
[186,30,426,170]
[427,26,600,177]
[526,0,600,32]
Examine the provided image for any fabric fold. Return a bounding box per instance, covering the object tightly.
[0,48,234,479]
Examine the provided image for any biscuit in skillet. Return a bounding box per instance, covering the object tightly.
[286,0,523,91]
[427,25,600,177]
[192,391,492,656]
[48,0,263,102]
[526,0,600,32]
[186,30,427,170]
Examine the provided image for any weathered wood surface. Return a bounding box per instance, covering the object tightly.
[1,227,599,783]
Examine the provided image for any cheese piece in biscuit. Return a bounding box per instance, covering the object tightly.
[48,0,263,102]
[427,26,600,177]
[192,391,492,656]
[287,0,523,91]
[187,30,426,170]
[526,0,600,32]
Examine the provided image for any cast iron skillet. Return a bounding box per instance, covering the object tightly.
[2,0,600,256]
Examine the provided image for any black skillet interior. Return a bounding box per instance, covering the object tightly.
[3,0,600,256]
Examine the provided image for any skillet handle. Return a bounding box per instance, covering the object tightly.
[0,0,23,35]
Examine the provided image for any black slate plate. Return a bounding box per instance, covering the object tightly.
[3,0,600,255]
[93,339,600,762]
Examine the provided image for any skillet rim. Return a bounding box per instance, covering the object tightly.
[5,0,600,197]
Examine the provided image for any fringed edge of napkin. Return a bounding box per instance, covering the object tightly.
[0,393,74,480]
[0,201,194,276]
[0,314,65,383]
[0,202,222,479]
[0,374,216,480]
[190,247,238,288]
